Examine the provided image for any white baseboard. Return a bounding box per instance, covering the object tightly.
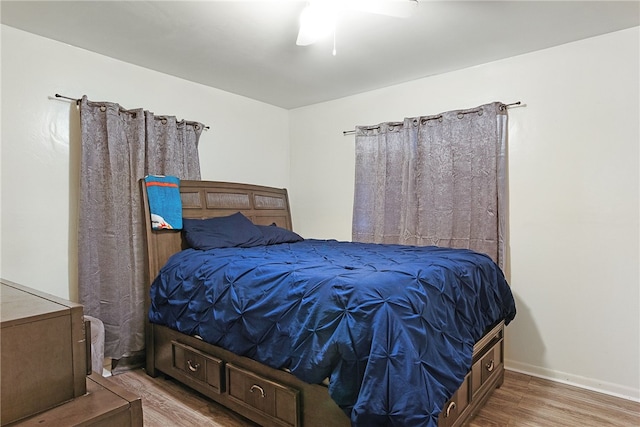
[505,359,640,402]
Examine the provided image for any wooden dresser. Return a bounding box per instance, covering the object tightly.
[1,279,142,426]
[9,373,143,427]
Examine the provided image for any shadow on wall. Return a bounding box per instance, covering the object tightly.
[504,290,546,371]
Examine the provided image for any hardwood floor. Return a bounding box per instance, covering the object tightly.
[109,369,640,426]
[467,371,639,427]
[108,368,257,427]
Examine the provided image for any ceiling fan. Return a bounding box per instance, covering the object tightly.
[296,0,419,53]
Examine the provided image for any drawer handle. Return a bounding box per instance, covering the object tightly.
[486,359,495,372]
[250,384,266,398]
[445,401,457,418]
[187,359,201,372]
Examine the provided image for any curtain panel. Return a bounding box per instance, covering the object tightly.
[353,102,508,267]
[78,96,202,360]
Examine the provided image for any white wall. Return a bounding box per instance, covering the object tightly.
[289,28,639,400]
[0,25,290,301]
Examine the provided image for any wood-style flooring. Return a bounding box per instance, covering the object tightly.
[109,369,640,426]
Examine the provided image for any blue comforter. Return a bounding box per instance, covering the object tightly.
[149,239,516,426]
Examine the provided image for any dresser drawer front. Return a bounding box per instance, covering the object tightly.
[171,341,223,393]
[226,364,300,427]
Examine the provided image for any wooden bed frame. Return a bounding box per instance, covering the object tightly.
[141,179,505,427]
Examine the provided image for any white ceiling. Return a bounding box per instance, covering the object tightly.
[2,1,638,109]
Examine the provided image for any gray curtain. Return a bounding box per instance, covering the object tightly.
[78,96,202,360]
[353,102,508,267]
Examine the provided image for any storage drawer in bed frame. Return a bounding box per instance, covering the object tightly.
[171,340,224,394]
[439,322,504,427]
[152,325,314,427]
[150,320,504,427]
[226,364,300,427]
[169,339,300,426]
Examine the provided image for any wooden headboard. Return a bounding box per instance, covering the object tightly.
[140,179,293,285]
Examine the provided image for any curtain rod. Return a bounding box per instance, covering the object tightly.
[342,101,522,135]
[53,94,210,130]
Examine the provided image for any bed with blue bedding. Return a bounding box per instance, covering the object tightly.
[141,180,516,427]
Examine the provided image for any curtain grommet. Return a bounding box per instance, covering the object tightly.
[100,106,106,112]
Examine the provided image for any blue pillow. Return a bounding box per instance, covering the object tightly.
[183,212,265,250]
[257,223,303,245]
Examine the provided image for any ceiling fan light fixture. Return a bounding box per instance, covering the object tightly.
[295,0,418,49]
[296,2,339,46]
